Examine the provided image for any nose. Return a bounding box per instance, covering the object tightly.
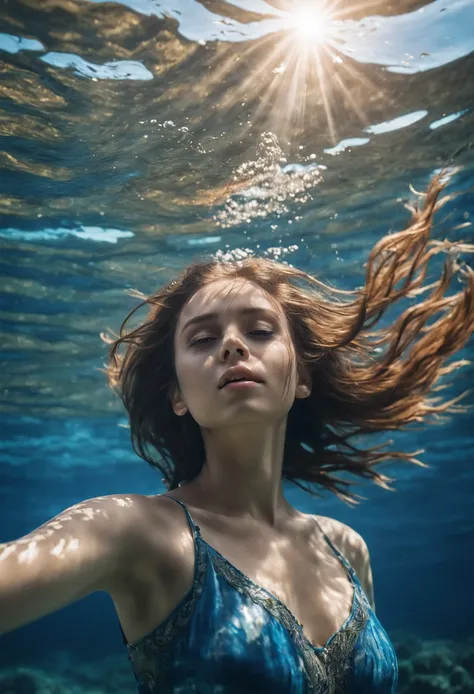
[219,329,250,362]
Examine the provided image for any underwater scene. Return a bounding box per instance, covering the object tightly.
[0,0,473,692]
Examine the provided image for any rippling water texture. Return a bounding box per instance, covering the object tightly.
[1,0,474,678]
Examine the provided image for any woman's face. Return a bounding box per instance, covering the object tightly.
[172,278,310,428]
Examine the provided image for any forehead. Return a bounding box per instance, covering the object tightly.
[177,278,283,325]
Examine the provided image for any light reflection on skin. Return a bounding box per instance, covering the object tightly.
[0,496,135,565]
[18,543,39,564]
[0,545,17,561]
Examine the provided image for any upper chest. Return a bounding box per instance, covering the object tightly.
[203,513,356,646]
[119,498,359,650]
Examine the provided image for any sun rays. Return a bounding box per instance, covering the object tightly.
[195,0,378,145]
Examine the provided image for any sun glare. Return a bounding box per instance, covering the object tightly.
[291,6,330,43]
[198,0,374,146]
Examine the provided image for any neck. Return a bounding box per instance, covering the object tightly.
[181,419,295,528]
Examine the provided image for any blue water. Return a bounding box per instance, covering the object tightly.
[1,0,473,690]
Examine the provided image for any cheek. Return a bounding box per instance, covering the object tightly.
[175,352,212,398]
[268,338,295,372]
[266,341,298,392]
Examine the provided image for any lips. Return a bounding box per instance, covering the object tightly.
[218,366,263,389]
[222,378,258,388]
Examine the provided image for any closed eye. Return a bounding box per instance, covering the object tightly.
[249,330,274,338]
[189,330,273,347]
[189,336,216,346]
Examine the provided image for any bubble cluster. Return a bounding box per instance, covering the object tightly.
[214,133,324,229]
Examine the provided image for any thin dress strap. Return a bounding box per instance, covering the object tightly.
[163,495,201,537]
[119,495,201,647]
[312,516,356,579]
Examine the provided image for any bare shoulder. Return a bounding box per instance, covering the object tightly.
[313,514,376,611]
[68,492,162,530]
[98,492,190,585]
[77,492,176,528]
[314,515,368,569]
[65,493,177,587]
[88,491,179,546]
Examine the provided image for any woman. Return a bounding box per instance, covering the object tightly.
[1,174,473,694]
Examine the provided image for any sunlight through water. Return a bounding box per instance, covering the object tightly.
[290,3,331,43]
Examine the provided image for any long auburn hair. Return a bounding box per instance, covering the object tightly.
[103,173,474,505]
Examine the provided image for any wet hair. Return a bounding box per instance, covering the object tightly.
[103,173,474,505]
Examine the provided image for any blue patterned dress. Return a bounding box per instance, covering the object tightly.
[122,496,398,693]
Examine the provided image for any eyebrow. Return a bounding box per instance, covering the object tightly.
[180,307,279,335]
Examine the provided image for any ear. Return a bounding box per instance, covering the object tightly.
[170,384,188,416]
[295,365,311,400]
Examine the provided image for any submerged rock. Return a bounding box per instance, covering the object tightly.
[394,633,424,660]
[405,674,450,693]
[459,644,474,677]
[0,671,37,694]
[0,668,61,694]
[397,659,414,688]
[412,648,455,675]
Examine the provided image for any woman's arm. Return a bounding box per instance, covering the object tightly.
[339,524,376,613]
[317,516,376,613]
[353,535,375,613]
[0,494,144,634]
